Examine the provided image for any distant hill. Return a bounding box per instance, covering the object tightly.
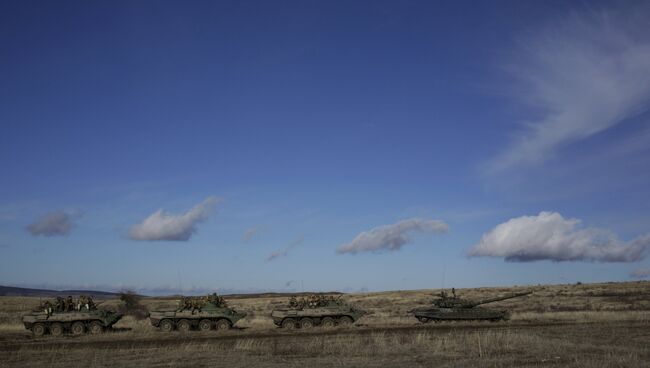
[0,285,121,298]
[0,285,346,299]
[155,291,345,300]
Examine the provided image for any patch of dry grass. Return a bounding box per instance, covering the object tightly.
[1,281,649,367]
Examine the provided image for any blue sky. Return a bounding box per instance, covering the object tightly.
[1,1,650,295]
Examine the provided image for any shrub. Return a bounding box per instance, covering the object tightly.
[118,290,149,320]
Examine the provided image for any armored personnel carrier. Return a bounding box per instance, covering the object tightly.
[271,294,367,329]
[149,294,246,332]
[410,289,532,323]
[22,298,122,336]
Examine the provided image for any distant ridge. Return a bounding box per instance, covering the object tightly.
[0,285,346,299]
[155,291,346,300]
[0,285,121,298]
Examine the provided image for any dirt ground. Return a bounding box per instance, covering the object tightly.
[1,281,649,367]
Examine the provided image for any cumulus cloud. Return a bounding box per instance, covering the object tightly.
[468,211,650,262]
[486,6,650,173]
[129,197,220,241]
[266,237,303,262]
[630,268,650,279]
[337,218,448,254]
[27,211,74,237]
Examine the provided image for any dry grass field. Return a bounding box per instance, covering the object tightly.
[1,281,649,367]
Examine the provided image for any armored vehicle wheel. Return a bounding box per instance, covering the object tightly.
[89,321,104,334]
[199,319,213,331]
[281,318,296,330]
[32,323,46,336]
[299,318,314,329]
[71,322,85,335]
[160,319,174,332]
[417,317,430,323]
[337,316,353,327]
[215,319,230,331]
[49,322,64,336]
[177,319,191,332]
[320,317,335,328]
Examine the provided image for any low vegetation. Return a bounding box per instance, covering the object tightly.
[0,281,649,367]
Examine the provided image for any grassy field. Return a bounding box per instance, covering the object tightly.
[1,281,649,367]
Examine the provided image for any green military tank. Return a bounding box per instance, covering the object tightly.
[22,297,123,336]
[410,289,532,323]
[271,294,367,329]
[149,294,246,332]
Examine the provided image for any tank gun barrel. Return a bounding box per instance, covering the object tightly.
[472,291,532,307]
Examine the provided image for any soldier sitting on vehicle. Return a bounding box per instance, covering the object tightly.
[64,296,74,312]
[296,297,307,309]
[177,297,191,312]
[207,293,226,307]
[54,297,64,312]
[87,296,96,310]
[186,297,205,314]
[42,300,54,319]
[288,296,298,308]
[76,295,96,311]
[308,294,328,308]
[77,295,88,310]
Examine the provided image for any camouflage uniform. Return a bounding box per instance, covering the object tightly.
[208,293,224,306]
[288,296,298,308]
[65,296,74,312]
[297,297,307,309]
[42,301,53,319]
[177,297,190,312]
[77,295,88,311]
[310,295,316,307]
[190,297,205,314]
[55,297,64,312]
[87,296,96,310]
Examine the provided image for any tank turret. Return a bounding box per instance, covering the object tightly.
[432,290,533,308]
[410,289,532,323]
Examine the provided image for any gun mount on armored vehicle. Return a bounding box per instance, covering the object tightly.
[22,295,123,336]
[271,294,367,329]
[410,289,532,323]
[149,293,246,332]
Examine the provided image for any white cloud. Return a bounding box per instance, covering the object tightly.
[266,236,304,262]
[129,197,220,241]
[630,268,650,278]
[486,7,650,173]
[337,218,448,254]
[27,210,74,237]
[468,211,650,262]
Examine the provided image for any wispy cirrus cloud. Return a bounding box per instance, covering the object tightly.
[129,197,220,241]
[630,268,650,279]
[242,226,261,243]
[266,236,304,262]
[468,211,650,262]
[485,6,650,174]
[337,218,448,254]
[27,210,76,237]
